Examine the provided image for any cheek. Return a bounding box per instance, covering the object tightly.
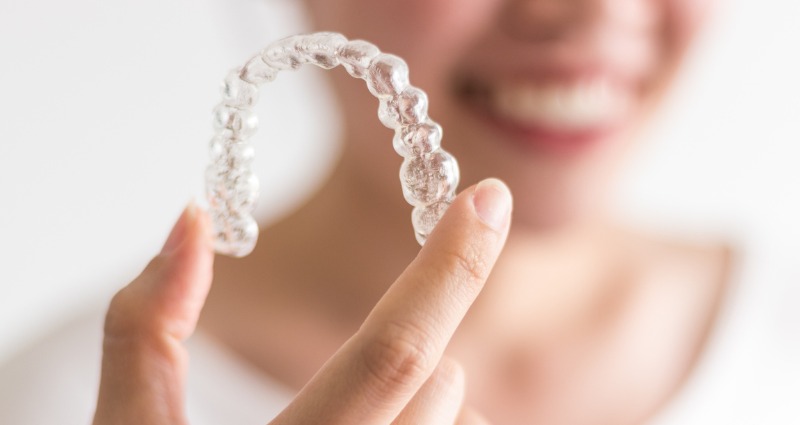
[638,0,714,108]
[659,0,715,59]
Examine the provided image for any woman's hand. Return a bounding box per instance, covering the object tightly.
[93,178,512,425]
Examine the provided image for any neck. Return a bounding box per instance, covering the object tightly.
[233,151,421,321]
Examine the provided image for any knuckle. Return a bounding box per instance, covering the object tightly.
[359,320,437,398]
[440,244,490,287]
[103,259,165,342]
[103,286,168,358]
[435,358,466,390]
[104,287,145,341]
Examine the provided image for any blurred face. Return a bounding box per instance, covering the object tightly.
[304,0,711,229]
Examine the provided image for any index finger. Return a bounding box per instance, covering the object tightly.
[271,179,511,425]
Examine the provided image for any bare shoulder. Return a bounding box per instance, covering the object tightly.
[614,226,737,339]
[621,227,735,290]
[614,228,738,395]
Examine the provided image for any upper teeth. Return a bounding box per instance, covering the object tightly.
[491,79,631,130]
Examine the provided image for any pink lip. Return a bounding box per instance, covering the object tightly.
[464,100,622,157]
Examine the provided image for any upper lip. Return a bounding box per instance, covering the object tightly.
[456,28,655,88]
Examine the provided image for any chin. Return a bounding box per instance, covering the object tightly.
[494,160,613,234]
[510,194,587,234]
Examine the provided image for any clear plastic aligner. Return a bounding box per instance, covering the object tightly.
[206,32,460,257]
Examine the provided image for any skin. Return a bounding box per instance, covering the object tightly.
[95,184,510,425]
[94,0,729,424]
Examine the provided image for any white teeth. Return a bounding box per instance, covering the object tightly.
[491,79,631,130]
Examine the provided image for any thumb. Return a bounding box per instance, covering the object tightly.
[93,202,215,425]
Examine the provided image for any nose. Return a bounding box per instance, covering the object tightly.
[501,0,654,41]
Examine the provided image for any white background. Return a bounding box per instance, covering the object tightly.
[1,0,798,365]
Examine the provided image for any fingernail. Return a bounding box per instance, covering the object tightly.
[472,178,511,231]
[161,201,197,255]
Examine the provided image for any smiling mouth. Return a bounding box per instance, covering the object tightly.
[456,76,634,155]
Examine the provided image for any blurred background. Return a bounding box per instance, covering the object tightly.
[0,0,798,370]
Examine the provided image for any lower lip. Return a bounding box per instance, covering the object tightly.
[464,101,622,157]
